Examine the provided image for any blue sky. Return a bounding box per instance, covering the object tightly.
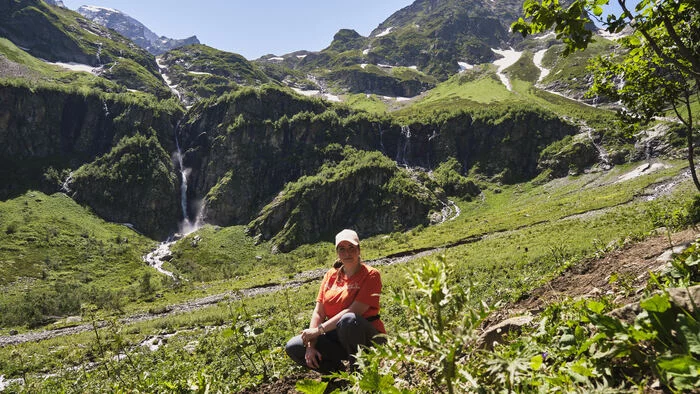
[60,0,639,60]
[61,0,415,59]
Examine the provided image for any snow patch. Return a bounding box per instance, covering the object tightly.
[408,65,418,70]
[597,28,628,41]
[296,54,307,59]
[375,27,393,37]
[458,61,474,71]
[617,162,670,183]
[292,88,341,102]
[362,48,370,55]
[81,5,119,13]
[292,88,320,97]
[377,63,393,69]
[535,32,556,40]
[45,61,97,73]
[532,49,550,82]
[360,63,368,69]
[268,56,284,61]
[491,48,522,91]
[189,71,212,75]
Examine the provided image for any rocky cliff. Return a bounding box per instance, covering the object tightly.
[177,85,576,248]
[0,83,184,237]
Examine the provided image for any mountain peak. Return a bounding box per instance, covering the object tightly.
[77,5,200,55]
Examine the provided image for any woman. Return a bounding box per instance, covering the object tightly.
[285,229,386,373]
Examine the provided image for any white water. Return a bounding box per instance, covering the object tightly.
[142,124,204,279]
[143,241,176,278]
[396,125,411,165]
[0,375,23,391]
[585,124,612,170]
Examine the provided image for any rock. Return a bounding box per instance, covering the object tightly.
[477,315,533,350]
[9,330,18,336]
[667,285,700,313]
[184,341,199,354]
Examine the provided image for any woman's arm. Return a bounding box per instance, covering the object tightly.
[301,300,369,344]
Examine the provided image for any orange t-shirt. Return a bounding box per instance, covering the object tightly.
[317,264,386,333]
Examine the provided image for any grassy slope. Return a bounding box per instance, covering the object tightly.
[1,158,695,392]
[0,192,157,327]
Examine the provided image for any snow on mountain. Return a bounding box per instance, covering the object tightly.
[77,5,200,55]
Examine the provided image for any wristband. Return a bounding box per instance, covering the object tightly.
[318,324,326,335]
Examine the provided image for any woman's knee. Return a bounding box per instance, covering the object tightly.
[337,312,359,330]
[285,335,305,360]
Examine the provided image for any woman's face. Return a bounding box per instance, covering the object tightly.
[336,241,360,265]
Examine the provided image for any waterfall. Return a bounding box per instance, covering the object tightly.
[584,124,612,170]
[174,129,203,236]
[377,123,385,153]
[142,127,202,281]
[61,172,73,194]
[396,125,411,165]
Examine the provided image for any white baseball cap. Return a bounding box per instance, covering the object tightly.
[335,229,360,247]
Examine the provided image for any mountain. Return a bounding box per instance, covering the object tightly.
[76,5,200,55]
[0,0,170,97]
[156,44,270,106]
[253,0,526,99]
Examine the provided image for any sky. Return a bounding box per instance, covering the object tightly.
[60,0,639,60]
[60,0,415,60]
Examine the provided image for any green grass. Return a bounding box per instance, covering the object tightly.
[0,191,157,328]
[0,160,696,391]
[343,93,390,114]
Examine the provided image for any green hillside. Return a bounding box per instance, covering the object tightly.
[0,0,698,392]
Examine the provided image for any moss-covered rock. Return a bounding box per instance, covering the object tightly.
[70,134,179,239]
[247,148,441,252]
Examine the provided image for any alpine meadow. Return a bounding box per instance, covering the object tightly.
[0,0,699,393]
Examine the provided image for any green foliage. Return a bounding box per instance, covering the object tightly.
[343,256,490,393]
[431,157,480,198]
[0,191,156,328]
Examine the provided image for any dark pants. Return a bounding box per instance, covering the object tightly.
[285,313,381,373]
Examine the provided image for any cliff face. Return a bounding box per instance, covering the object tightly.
[178,86,577,248]
[0,84,183,238]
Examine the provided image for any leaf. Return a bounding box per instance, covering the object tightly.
[587,300,605,314]
[656,354,700,374]
[640,293,671,313]
[678,315,700,356]
[221,328,235,338]
[530,354,543,370]
[295,379,327,394]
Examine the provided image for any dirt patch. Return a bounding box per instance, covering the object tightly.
[497,228,698,318]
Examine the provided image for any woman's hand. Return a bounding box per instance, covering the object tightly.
[300,327,322,344]
[304,345,322,369]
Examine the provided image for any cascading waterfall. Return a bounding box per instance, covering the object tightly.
[142,127,203,280]
[377,123,385,153]
[174,131,204,235]
[396,125,411,165]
